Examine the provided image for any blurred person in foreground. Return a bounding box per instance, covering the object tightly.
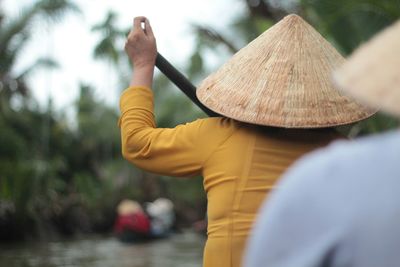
[118,15,373,267]
[244,19,400,267]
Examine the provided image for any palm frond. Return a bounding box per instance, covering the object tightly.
[91,11,128,65]
[0,0,80,66]
[93,38,120,64]
[0,5,37,56]
[0,31,30,74]
[35,0,81,21]
[17,57,59,79]
[301,0,400,54]
[191,24,238,54]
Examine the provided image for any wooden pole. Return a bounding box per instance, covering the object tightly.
[155,53,219,117]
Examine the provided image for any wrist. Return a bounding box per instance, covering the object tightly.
[133,63,155,73]
[132,56,156,70]
[130,66,154,88]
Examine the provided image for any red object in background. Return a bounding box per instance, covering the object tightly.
[113,212,151,234]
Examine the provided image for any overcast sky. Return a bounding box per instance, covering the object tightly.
[3,0,244,113]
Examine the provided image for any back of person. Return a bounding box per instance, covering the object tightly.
[244,18,400,267]
[202,118,339,266]
[122,15,374,267]
[243,130,400,267]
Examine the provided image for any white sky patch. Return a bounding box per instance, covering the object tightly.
[2,0,244,112]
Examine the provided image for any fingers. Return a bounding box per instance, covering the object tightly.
[133,16,146,31]
[144,19,154,37]
[132,16,153,37]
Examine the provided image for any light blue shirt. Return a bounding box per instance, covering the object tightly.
[244,130,400,267]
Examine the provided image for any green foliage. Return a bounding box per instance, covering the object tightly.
[348,113,400,137]
[0,1,131,237]
[1,0,399,241]
[35,0,80,20]
[0,0,79,108]
[302,0,400,54]
[0,82,137,240]
[166,176,206,204]
[300,0,400,131]
[91,11,127,65]
[0,0,79,71]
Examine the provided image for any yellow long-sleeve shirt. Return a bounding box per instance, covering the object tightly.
[119,86,338,267]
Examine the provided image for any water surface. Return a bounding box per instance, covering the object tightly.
[0,231,206,267]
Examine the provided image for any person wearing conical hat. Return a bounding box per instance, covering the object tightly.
[119,15,373,267]
[244,20,400,267]
[113,199,151,242]
[146,198,175,237]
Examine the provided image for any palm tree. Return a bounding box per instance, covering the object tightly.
[91,11,127,66]
[0,0,80,114]
[0,0,80,241]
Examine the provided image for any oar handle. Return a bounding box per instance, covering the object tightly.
[155,53,219,117]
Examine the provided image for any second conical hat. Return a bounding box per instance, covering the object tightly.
[196,14,375,128]
[334,20,400,117]
[117,199,142,215]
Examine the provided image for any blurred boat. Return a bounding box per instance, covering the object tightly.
[113,199,175,243]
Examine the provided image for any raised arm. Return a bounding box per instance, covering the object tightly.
[120,17,235,177]
[125,16,157,88]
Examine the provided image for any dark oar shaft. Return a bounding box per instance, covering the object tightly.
[155,53,219,117]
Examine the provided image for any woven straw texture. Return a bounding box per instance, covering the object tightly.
[334,20,400,117]
[196,14,375,128]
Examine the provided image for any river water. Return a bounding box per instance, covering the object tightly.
[0,231,206,267]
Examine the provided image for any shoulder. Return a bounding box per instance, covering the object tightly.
[185,117,239,133]
[193,116,238,126]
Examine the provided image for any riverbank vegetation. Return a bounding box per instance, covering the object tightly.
[1,0,399,242]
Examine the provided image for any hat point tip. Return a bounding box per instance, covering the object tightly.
[284,13,303,22]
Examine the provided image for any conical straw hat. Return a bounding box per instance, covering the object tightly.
[333,20,400,117]
[196,14,375,128]
[117,199,142,215]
